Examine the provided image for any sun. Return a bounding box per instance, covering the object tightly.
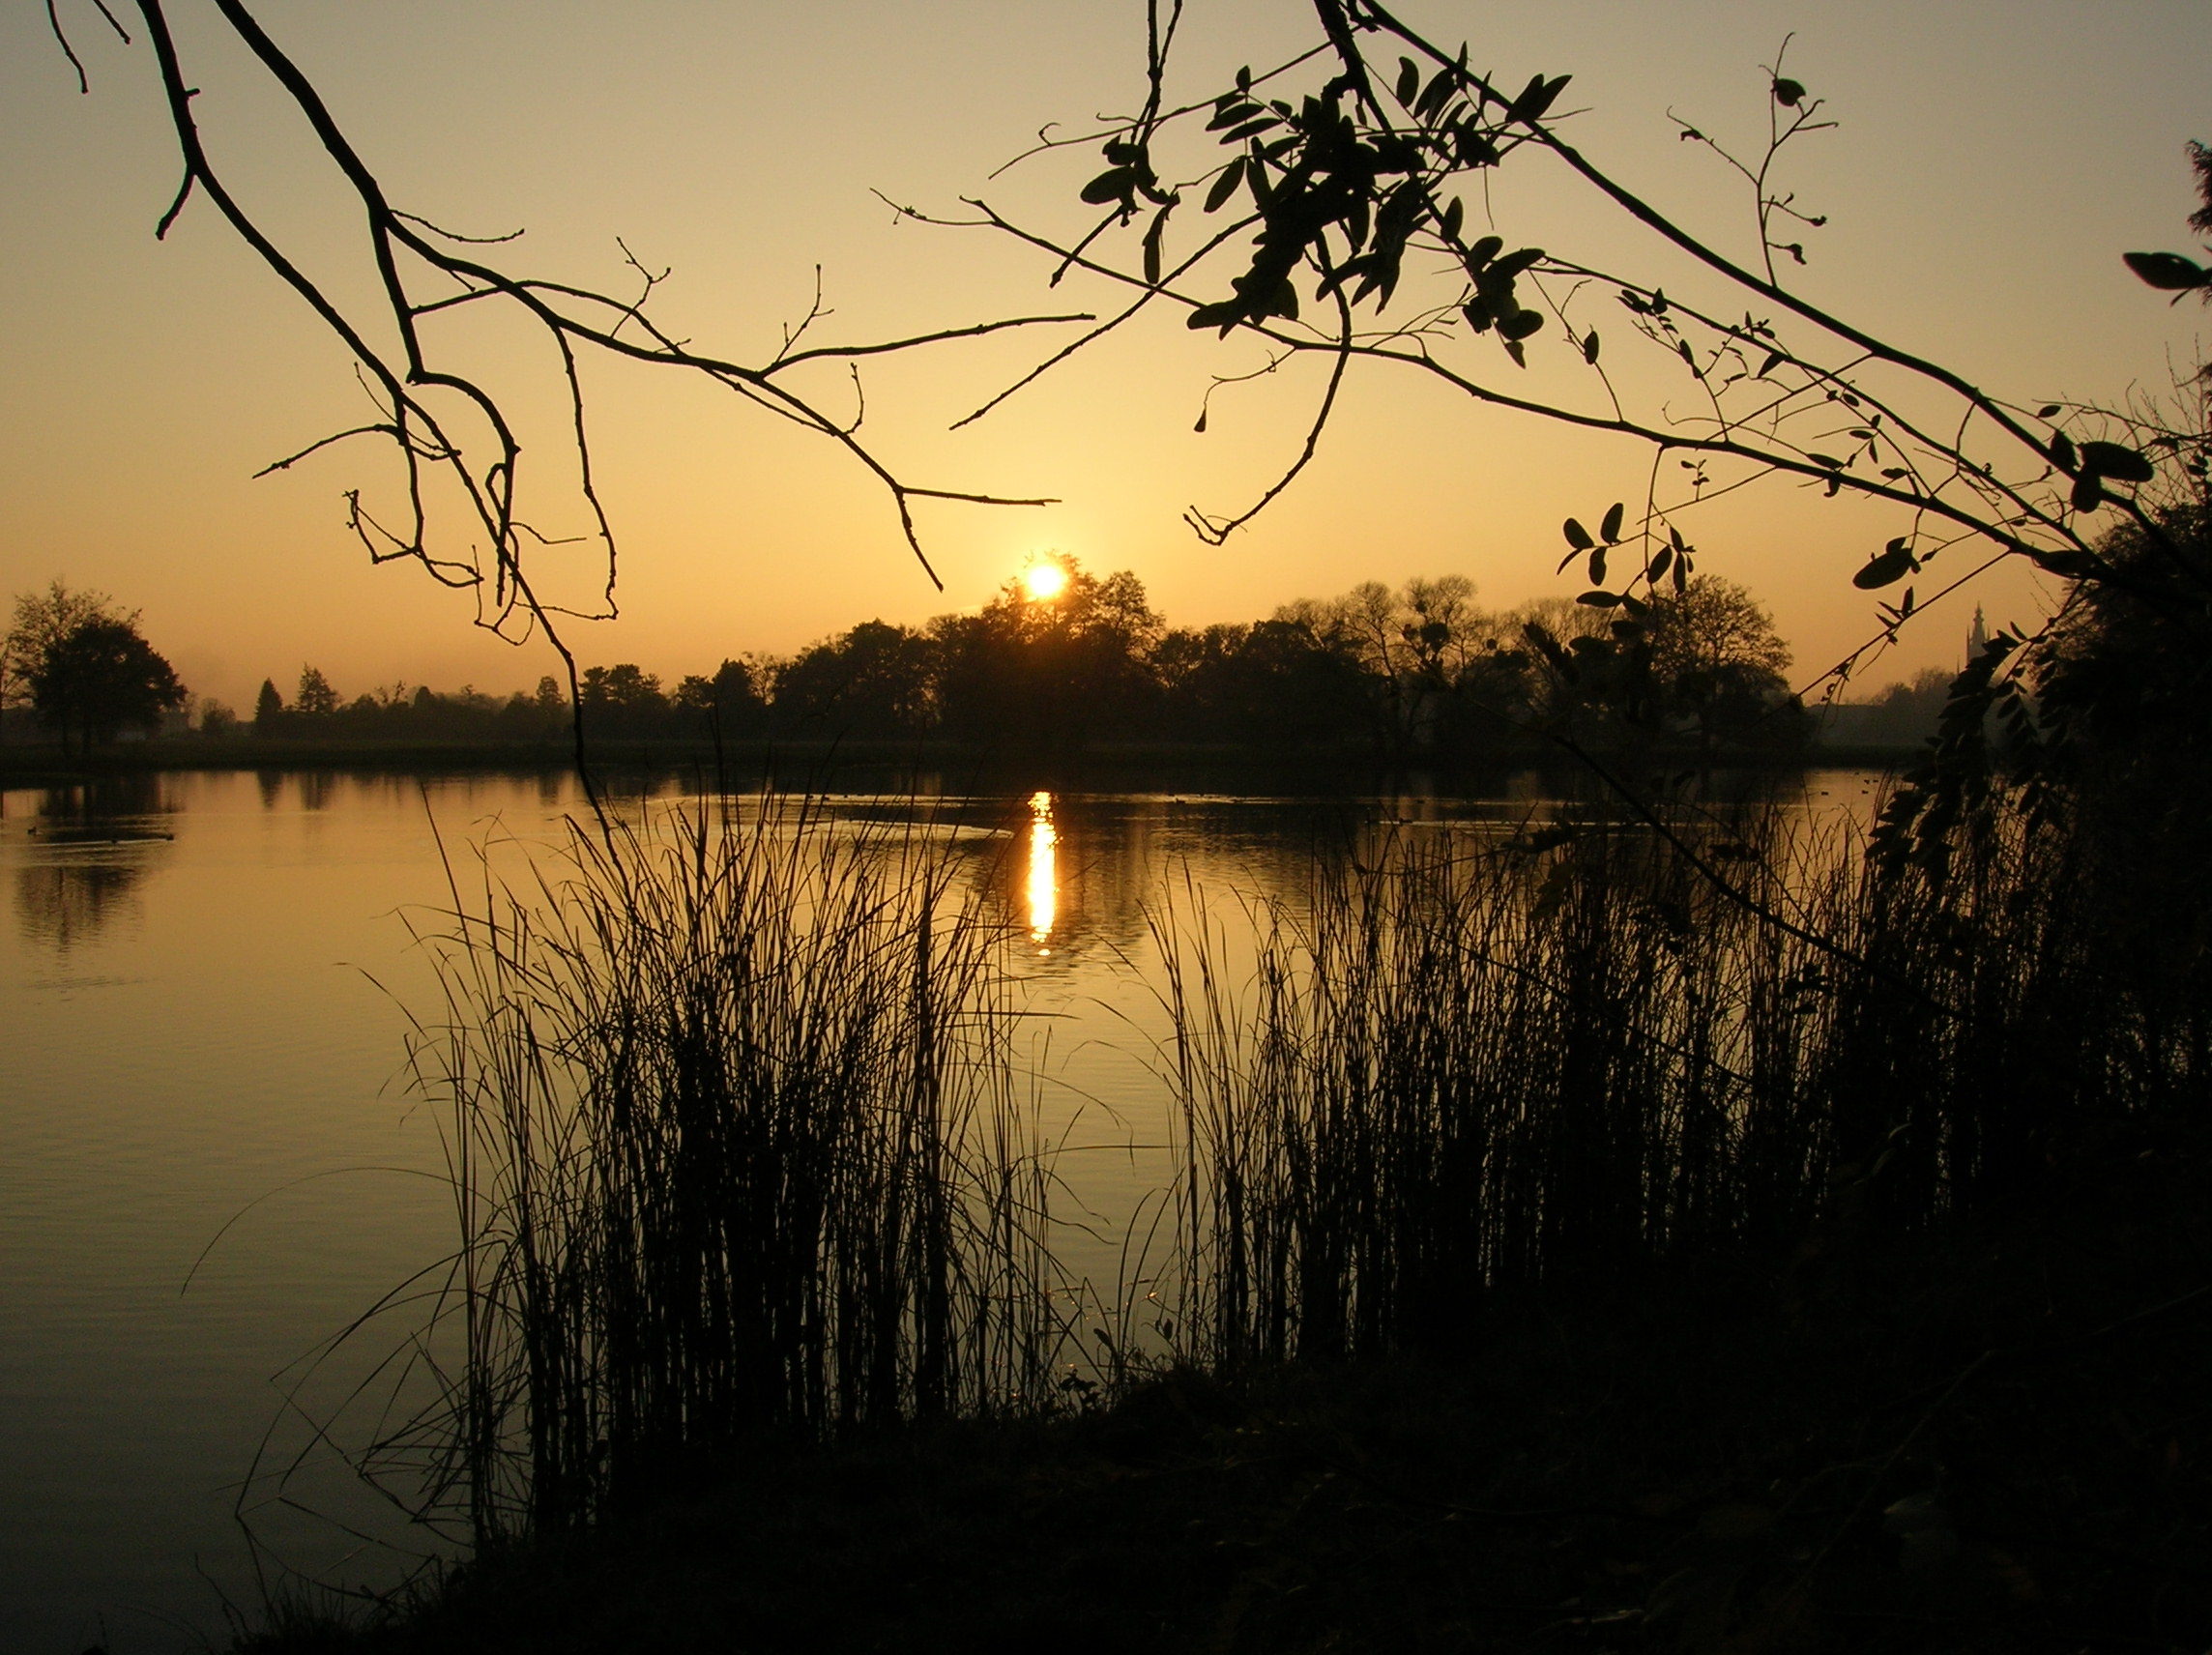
[1021,560,1068,602]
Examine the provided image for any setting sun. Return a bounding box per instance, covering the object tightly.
[1021,561,1068,602]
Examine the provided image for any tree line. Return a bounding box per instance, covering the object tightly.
[2,560,1819,759]
[233,556,1813,759]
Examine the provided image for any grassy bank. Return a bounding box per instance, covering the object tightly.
[246,1127,2210,1652]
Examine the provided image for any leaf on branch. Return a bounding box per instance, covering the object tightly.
[1441,196,1465,243]
[1759,350,1787,377]
[1205,158,1246,213]
[2031,548,2096,576]
[1852,538,1918,590]
[1600,502,1625,543]
[1587,546,1608,585]
[1455,124,1501,167]
[1499,309,1545,341]
[2047,430,2078,473]
[2122,250,2209,292]
[1583,330,1601,363]
[2037,402,2063,418]
[1081,167,1137,206]
[1465,235,1504,274]
[1650,545,1674,581]
[1563,517,1595,551]
[1416,63,1459,121]
[1395,57,1420,105]
[1577,590,1624,608]
[1772,77,1807,106]
[1507,73,1571,125]
[2080,439,2154,482]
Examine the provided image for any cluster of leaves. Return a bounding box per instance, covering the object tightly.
[1121,54,1559,346]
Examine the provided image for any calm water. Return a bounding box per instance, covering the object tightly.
[0,766,1885,1651]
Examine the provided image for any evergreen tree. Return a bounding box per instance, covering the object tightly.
[253,678,285,734]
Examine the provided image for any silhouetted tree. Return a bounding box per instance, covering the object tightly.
[579,664,669,738]
[5,580,119,705]
[932,558,1165,746]
[27,616,187,754]
[771,624,932,739]
[295,664,339,716]
[253,678,284,734]
[1643,575,1807,751]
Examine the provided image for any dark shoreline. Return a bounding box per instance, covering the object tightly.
[239,1120,2212,1654]
[0,735,1927,793]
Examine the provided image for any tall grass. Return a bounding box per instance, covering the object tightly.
[400,793,1072,1543]
[381,779,2203,1553]
[1151,796,2202,1370]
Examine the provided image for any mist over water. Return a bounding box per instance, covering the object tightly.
[0,766,1880,1650]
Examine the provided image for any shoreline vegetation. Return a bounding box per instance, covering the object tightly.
[226,779,2205,1654]
[0,732,1935,791]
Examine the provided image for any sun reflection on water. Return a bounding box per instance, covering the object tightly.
[1026,790,1057,952]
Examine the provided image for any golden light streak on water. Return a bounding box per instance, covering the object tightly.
[1026,790,1057,953]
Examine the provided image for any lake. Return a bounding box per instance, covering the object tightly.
[0,764,1887,1651]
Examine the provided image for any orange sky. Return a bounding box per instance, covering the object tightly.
[3,0,2206,712]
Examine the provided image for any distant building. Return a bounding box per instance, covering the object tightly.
[1814,607,1988,749]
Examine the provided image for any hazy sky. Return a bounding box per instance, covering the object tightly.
[2,0,2206,711]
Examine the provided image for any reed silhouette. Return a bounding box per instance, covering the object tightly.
[393,792,1080,1542]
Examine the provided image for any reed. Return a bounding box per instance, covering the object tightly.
[1151,793,2201,1371]
[398,791,1073,1544]
[381,778,2201,1554]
